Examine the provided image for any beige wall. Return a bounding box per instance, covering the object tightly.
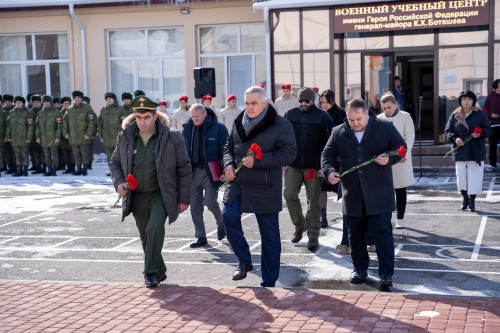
[0,0,263,113]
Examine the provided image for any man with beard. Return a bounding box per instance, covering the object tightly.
[283,87,334,251]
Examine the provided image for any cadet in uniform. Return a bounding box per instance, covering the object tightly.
[274,84,299,117]
[53,97,62,111]
[109,95,192,288]
[63,91,95,176]
[121,92,134,117]
[35,95,62,176]
[29,95,44,174]
[97,92,126,174]
[218,95,242,131]
[6,96,34,177]
[171,96,190,130]
[1,94,15,174]
[83,96,97,170]
[59,97,74,174]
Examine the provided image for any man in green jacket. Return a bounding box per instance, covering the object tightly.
[6,96,34,177]
[121,92,134,117]
[63,90,95,176]
[1,94,15,174]
[29,95,44,174]
[83,96,97,170]
[98,92,126,174]
[59,97,74,174]
[36,95,62,176]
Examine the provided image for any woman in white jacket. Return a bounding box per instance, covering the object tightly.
[378,92,415,229]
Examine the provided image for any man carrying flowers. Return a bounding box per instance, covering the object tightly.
[109,95,192,288]
[283,87,334,251]
[321,98,406,289]
[222,86,296,287]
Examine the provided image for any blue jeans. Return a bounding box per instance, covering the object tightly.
[222,196,281,287]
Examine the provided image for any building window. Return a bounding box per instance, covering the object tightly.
[108,28,185,107]
[0,33,69,97]
[198,23,266,108]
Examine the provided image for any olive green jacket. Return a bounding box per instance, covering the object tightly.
[63,103,95,146]
[6,107,35,147]
[29,106,42,147]
[58,108,71,149]
[121,104,134,117]
[97,103,126,148]
[35,107,62,148]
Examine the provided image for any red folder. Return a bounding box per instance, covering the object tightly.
[208,161,222,181]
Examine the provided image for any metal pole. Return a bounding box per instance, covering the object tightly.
[418,96,423,180]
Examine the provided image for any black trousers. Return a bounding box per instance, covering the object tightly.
[346,211,394,277]
[489,126,500,167]
[395,187,407,220]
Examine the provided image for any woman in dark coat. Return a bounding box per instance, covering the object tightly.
[444,90,491,212]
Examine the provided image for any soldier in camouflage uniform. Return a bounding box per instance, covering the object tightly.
[98,92,126,175]
[83,96,97,170]
[6,96,34,177]
[53,97,62,111]
[0,100,5,177]
[2,94,15,174]
[121,92,134,117]
[29,95,45,174]
[35,95,62,176]
[59,97,75,174]
[63,91,95,176]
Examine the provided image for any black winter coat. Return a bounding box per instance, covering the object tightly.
[284,104,334,169]
[223,105,296,213]
[321,116,406,217]
[327,104,346,127]
[182,108,229,186]
[444,107,491,164]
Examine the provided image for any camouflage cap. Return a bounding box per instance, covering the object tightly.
[104,92,116,101]
[72,90,84,98]
[42,95,53,103]
[132,95,159,113]
[14,96,26,104]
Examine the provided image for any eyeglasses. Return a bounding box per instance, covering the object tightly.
[298,100,311,104]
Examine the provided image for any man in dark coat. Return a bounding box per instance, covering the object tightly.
[222,86,296,287]
[321,98,406,289]
[283,87,334,251]
[109,95,192,288]
[182,104,229,248]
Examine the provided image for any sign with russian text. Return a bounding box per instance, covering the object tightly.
[333,0,489,33]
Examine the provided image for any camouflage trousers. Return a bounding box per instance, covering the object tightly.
[43,147,59,166]
[71,145,89,165]
[13,146,30,166]
[59,147,74,164]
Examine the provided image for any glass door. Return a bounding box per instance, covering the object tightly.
[228,56,252,104]
[361,53,393,114]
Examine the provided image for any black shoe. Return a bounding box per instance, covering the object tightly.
[87,161,92,170]
[350,270,368,284]
[232,262,253,281]
[380,275,393,287]
[43,166,52,176]
[72,165,81,176]
[217,226,226,241]
[460,190,468,210]
[321,208,328,228]
[469,195,476,212]
[81,165,88,176]
[190,237,207,248]
[12,166,22,177]
[144,274,158,288]
[22,166,28,177]
[157,273,167,284]
[307,238,319,251]
[291,230,303,243]
[63,163,74,174]
[51,166,57,176]
[32,165,42,174]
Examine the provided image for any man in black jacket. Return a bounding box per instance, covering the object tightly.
[222,86,296,287]
[321,98,406,289]
[284,87,334,251]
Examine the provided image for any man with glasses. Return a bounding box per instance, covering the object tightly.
[283,87,334,251]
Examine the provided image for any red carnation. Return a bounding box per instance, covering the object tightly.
[218,143,263,191]
[305,169,316,181]
[473,127,482,134]
[397,146,406,158]
[255,151,263,160]
[113,174,138,208]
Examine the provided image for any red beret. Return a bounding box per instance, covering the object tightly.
[256,84,265,88]
[227,95,236,102]
[202,95,212,101]
[159,101,167,106]
[281,84,291,90]
[179,96,188,101]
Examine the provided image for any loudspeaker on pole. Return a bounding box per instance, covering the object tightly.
[193,67,216,98]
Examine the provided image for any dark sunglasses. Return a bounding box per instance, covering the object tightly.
[298,100,311,104]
